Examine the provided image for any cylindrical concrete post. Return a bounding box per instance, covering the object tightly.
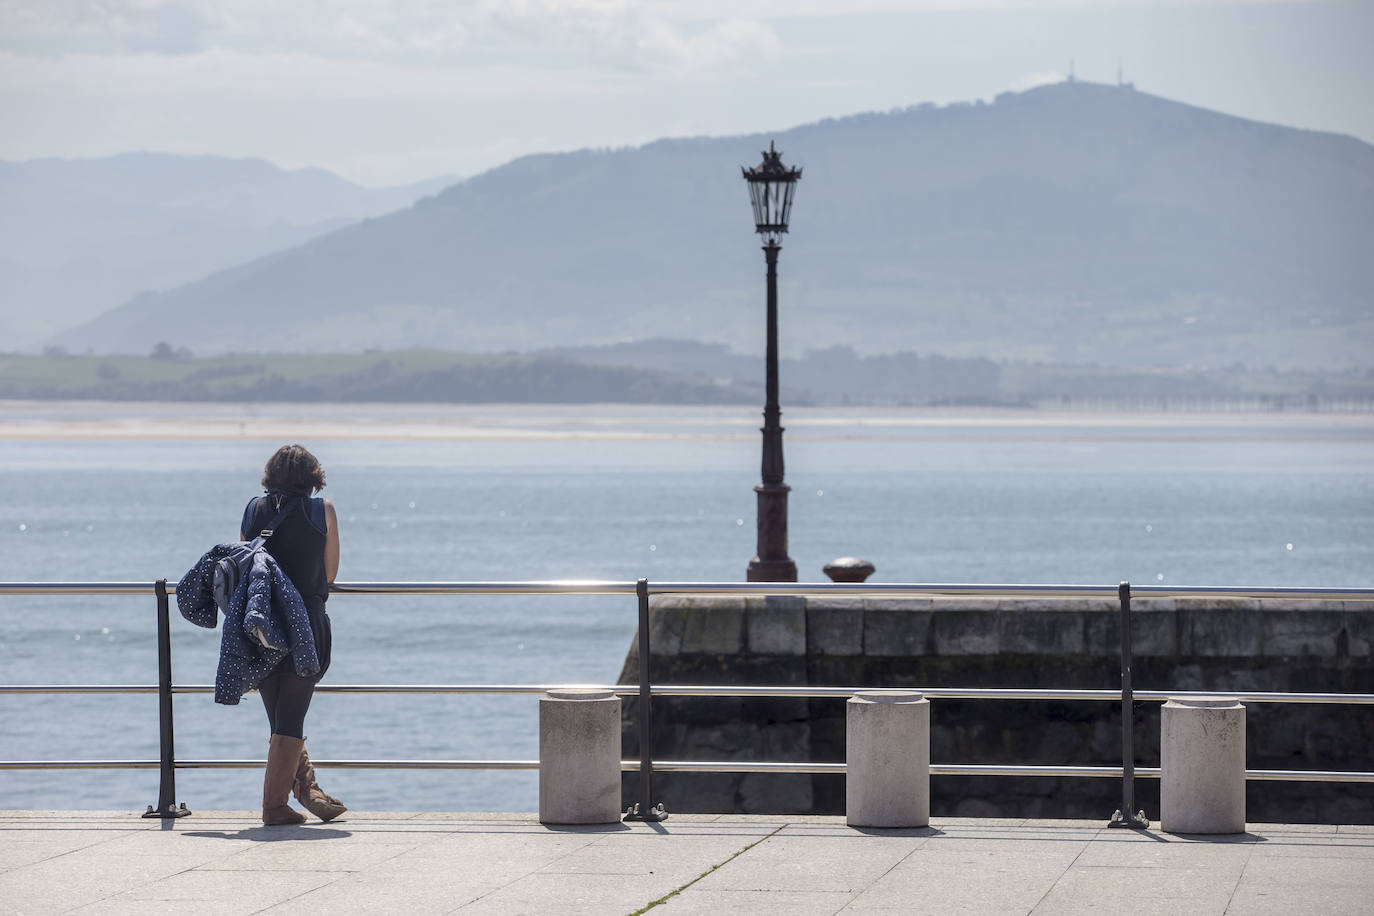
[539,687,622,825]
[846,690,930,828]
[1161,696,1246,834]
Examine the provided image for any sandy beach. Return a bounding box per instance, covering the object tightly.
[2,400,1371,443]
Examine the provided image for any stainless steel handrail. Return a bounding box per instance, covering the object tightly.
[6,684,1374,705]
[4,581,1372,599]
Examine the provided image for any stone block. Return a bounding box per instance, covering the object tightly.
[1177,599,1261,656]
[1089,720,1119,760]
[653,773,740,813]
[997,609,1085,654]
[1005,597,1116,614]
[953,797,1002,818]
[930,596,1000,613]
[1084,607,1117,654]
[746,597,806,656]
[811,597,865,611]
[1168,663,1206,691]
[863,607,932,656]
[763,721,813,760]
[931,609,1000,655]
[1131,607,1178,656]
[806,602,864,656]
[862,597,933,613]
[1109,598,1178,657]
[647,598,688,655]
[679,602,745,655]
[679,720,760,759]
[1284,598,1349,612]
[1261,607,1344,657]
[739,773,813,813]
[1250,712,1305,760]
[1346,601,1374,656]
[1178,597,1264,612]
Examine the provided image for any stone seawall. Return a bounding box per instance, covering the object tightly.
[617,596,1374,823]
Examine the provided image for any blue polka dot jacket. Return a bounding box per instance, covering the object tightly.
[177,543,321,705]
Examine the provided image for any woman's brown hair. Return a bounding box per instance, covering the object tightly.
[262,444,327,494]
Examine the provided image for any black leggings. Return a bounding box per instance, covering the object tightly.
[258,599,330,739]
[258,667,318,739]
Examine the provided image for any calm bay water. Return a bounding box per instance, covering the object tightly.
[1,403,1371,811]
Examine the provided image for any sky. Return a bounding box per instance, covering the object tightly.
[1,0,1371,188]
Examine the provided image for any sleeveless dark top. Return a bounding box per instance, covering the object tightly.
[243,492,331,676]
[243,494,329,602]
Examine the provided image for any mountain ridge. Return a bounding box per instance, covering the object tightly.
[0,152,458,347]
[47,82,1374,370]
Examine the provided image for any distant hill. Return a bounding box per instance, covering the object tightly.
[0,349,758,405]
[0,153,456,347]
[49,83,1374,370]
[5,343,1368,408]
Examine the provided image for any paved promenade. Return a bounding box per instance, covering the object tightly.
[2,811,1372,915]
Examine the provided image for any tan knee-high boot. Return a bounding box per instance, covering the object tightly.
[263,734,307,826]
[293,743,347,822]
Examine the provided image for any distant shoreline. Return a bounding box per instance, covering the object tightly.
[2,400,1370,443]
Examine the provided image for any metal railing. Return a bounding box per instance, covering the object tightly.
[2,579,1373,824]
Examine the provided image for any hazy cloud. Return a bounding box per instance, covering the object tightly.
[0,0,1363,186]
[636,18,781,76]
[0,48,628,99]
[0,0,470,58]
[1013,70,1068,90]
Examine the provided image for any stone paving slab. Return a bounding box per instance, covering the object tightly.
[2,812,1373,915]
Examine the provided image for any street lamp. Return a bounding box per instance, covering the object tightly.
[741,141,801,582]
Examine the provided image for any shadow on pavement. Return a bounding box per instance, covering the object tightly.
[182,826,352,841]
[540,822,634,834]
[848,826,944,837]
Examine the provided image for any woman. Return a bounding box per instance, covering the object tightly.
[243,444,346,825]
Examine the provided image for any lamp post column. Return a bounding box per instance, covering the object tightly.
[748,241,797,582]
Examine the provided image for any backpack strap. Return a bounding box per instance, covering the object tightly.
[243,496,297,547]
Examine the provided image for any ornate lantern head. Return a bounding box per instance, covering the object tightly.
[741,141,801,244]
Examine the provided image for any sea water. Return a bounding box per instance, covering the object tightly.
[1,403,1371,812]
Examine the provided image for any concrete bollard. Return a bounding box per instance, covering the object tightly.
[846,690,930,828]
[539,687,622,825]
[1161,696,1246,834]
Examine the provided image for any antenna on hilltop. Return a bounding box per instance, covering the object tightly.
[1068,59,1076,83]
[1117,60,1134,91]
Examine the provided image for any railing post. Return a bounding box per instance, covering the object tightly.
[1108,580,1148,828]
[624,577,667,821]
[143,578,190,819]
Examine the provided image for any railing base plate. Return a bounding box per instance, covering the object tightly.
[624,803,668,823]
[1107,809,1150,829]
[143,803,192,819]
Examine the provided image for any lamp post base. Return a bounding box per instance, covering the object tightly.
[747,557,798,582]
[747,482,797,582]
